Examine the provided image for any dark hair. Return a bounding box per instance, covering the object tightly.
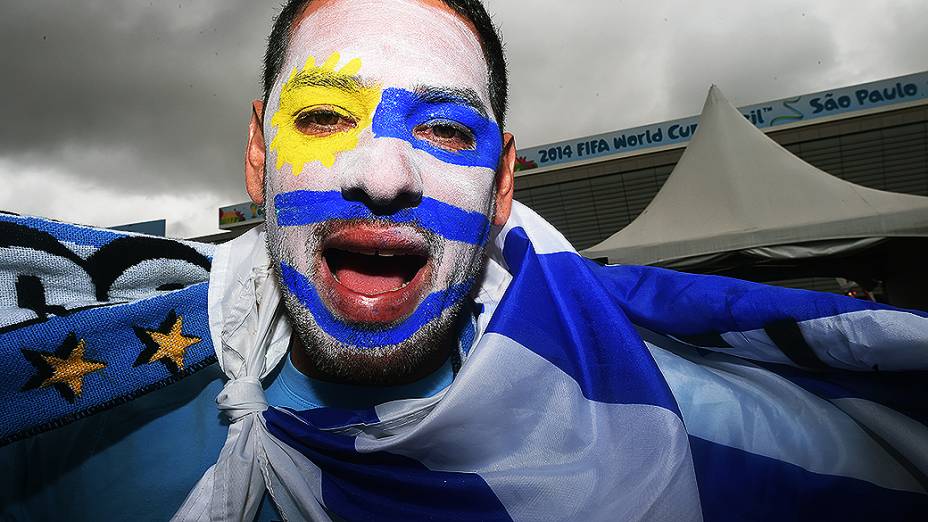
[262,0,508,126]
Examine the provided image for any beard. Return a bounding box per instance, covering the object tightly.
[267,218,488,385]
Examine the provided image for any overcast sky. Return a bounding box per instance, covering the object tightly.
[1,0,926,238]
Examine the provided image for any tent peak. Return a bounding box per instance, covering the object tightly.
[706,84,730,105]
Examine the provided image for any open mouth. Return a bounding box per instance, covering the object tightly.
[315,224,434,325]
[324,249,428,296]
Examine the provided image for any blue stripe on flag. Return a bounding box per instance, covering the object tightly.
[274,190,491,245]
[491,227,679,410]
[264,407,513,521]
[689,435,928,521]
[752,361,928,427]
[591,264,928,336]
[288,406,381,430]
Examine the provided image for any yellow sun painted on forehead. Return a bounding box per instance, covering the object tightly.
[270,52,382,174]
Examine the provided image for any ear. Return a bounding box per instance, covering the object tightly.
[493,132,516,226]
[245,99,266,205]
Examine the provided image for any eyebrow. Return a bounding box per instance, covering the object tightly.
[286,68,369,93]
[412,85,489,119]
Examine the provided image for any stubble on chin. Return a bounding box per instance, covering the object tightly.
[266,227,489,386]
[279,286,465,385]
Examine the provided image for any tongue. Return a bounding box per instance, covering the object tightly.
[334,254,409,295]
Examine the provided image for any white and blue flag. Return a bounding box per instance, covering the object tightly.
[173,202,928,521]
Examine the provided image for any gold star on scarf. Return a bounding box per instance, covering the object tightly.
[21,333,106,403]
[134,310,201,375]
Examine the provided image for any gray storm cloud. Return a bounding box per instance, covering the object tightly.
[0,0,276,196]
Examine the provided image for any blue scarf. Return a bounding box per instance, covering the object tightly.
[0,213,215,445]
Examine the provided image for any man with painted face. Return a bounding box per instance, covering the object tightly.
[249,0,514,387]
[4,0,928,520]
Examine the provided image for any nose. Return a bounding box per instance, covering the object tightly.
[340,138,423,215]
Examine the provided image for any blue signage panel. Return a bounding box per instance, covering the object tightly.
[514,71,928,172]
[110,219,166,237]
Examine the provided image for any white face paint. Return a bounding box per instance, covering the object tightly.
[263,0,503,383]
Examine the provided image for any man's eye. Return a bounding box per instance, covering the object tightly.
[413,122,475,152]
[294,107,357,136]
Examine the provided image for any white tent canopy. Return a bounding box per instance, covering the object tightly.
[583,86,928,266]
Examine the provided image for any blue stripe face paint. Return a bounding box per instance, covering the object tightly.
[275,190,491,246]
[372,88,502,170]
[273,188,489,351]
[281,262,473,349]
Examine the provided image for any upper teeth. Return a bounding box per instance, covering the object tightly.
[351,249,397,257]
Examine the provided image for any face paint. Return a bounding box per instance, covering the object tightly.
[262,0,502,382]
[270,52,381,173]
[280,263,474,348]
[372,87,502,169]
[275,190,491,245]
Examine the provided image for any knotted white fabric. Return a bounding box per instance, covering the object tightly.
[216,377,268,422]
[172,227,294,521]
